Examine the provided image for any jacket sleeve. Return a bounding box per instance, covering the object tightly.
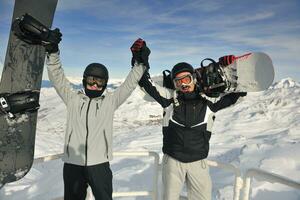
[111,63,146,110]
[138,71,173,108]
[46,52,76,105]
[206,93,242,112]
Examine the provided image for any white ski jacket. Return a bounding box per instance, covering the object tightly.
[47,52,146,166]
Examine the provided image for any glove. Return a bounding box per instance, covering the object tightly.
[44,28,62,54]
[227,92,247,98]
[225,92,247,104]
[237,92,247,97]
[43,28,62,44]
[130,38,151,69]
[219,55,236,67]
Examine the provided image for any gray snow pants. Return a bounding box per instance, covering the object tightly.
[162,154,212,200]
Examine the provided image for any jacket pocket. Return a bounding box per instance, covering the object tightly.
[203,130,212,143]
[162,154,169,164]
[80,102,85,116]
[103,130,109,159]
[95,103,99,116]
[66,130,73,157]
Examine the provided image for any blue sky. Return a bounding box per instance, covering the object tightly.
[0,0,300,81]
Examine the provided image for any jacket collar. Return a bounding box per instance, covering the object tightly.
[79,88,106,100]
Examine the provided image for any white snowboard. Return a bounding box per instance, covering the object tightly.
[223,52,274,92]
[138,52,275,102]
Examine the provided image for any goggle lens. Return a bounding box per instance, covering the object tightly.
[85,76,106,87]
[173,74,193,87]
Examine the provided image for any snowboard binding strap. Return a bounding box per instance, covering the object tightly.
[12,13,50,45]
[0,90,40,118]
[195,58,228,97]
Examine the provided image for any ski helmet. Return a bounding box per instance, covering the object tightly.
[171,62,194,80]
[83,63,109,80]
[83,63,109,98]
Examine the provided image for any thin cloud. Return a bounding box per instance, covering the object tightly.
[56,0,106,11]
[0,0,299,80]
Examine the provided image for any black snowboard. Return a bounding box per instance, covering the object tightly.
[0,0,58,185]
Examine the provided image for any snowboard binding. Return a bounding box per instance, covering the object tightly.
[162,70,175,89]
[0,90,40,119]
[12,13,51,45]
[195,58,229,97]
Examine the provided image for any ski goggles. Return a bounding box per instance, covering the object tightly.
[173,74,194,89]
[84,76,107,87]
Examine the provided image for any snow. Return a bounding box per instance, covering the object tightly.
[1,78,300,200]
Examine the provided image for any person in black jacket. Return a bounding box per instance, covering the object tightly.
[138,56,245,200]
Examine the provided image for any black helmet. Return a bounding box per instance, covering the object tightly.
[171,62,194,80]
[83,63,109,81]
[82,63,109,98]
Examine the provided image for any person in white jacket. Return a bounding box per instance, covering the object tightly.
[45,30,149,200]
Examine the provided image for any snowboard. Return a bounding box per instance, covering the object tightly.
[218,52,275,93]
[138,52,275,101]
[0,0,58,186]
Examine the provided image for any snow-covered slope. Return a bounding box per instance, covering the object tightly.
[1,78,299,200]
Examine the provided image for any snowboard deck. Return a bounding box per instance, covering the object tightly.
[224,52,275,92]
[138,52,275,102]
[0,0,58,185]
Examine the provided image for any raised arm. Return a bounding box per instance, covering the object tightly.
[45,29,76,105]
[111,38,149,109]
[47,52,76,105]
[111,63,146,109]
[206,92,247,112]
[138,71,173,108]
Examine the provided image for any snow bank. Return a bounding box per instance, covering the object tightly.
[1,78,299,200]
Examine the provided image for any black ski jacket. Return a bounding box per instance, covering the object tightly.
[139,72,241,162]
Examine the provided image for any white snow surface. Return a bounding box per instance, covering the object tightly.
[1,77,300,200]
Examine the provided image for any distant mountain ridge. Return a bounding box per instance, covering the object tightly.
[270,77,300,89]
[41,80,120,90]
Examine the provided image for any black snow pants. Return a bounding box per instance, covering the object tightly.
[63,162,113,200]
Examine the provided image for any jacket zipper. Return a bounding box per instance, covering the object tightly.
[85,99,92,166]
[193,103,196,122]
[66,130,73,157]
[183,103,187,148]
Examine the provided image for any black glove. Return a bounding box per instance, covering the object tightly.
[225,92,247,104]
[44,28,62,54]
[219,55,236,67]
[130,38,151,69]
[237,92,247,97]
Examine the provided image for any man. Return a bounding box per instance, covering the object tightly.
[139,57,245,200]
[45,29,150,200]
